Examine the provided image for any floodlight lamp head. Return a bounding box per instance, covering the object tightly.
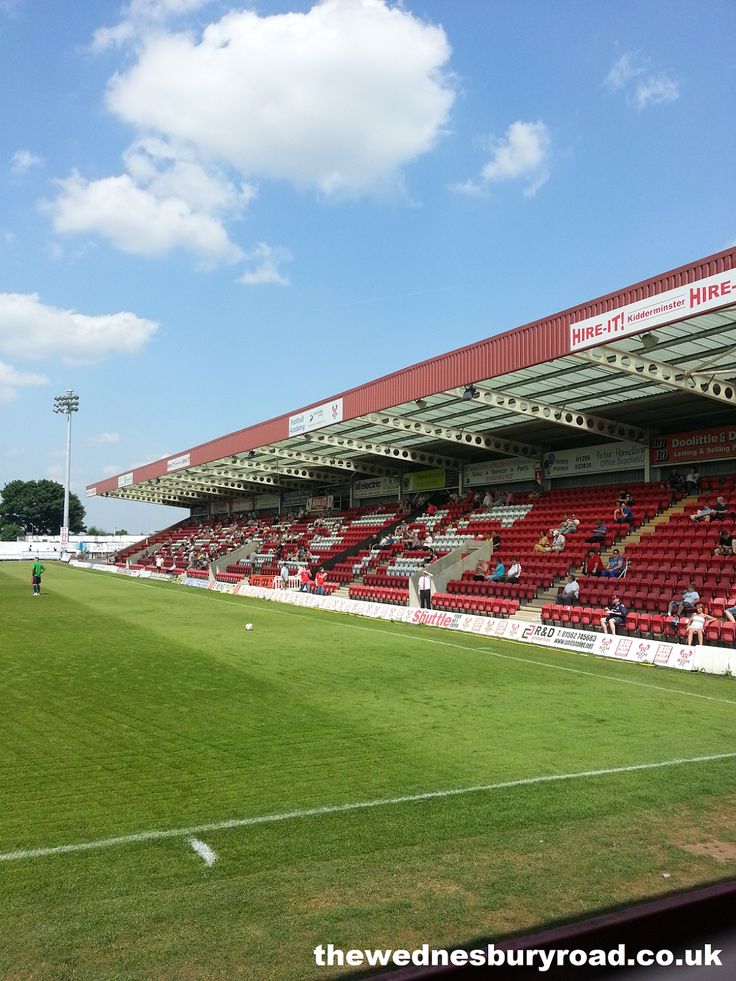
[640,331,659,351]
[247,449,256,459]
[462,385,479,401]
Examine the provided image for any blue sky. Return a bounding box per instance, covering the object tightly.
[1,0,734,533]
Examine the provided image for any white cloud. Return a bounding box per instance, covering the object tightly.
[0,293,159,364]
[92,0,211,51]
[605,53,645,92]
[123,138,256,214]
[88,432,121,446]
[2,231,15,245]
[632,74,679,109]
[452,120,551,198]
[10,149,43,175]
[605,52,679,110]
[104,0,455,196]
[239,243,292,287]
[0,360,48,405]
[45,170,244,264]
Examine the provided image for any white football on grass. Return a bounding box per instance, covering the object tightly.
[245,623,254,631]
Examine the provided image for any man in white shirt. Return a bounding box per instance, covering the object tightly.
[504,558,522,582]
[550,529,566,552]
[418,571,434,609]
[557,575,579,605]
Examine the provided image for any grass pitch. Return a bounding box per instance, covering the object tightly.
[2,560,736,979]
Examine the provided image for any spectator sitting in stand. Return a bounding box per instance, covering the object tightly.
[528,480,545,500]
[550,529,566,552]
[581,549,605,577]
[600,549,625,578]
[487,559,505,582]
[714,528,736,557]
[686,603,715,646]
[724,603,736,623]
[556,575,579,606]
[586,518,607,545]
[482,489,494,508]
[685,467,701,493]
[504,558,522,583]
[559,514,577,535]
[690,503,716,523]
[534,531,550,553]
[421,548,436,566]
[601,595,628,634]
[711,496,732,520]
[426,501,438,517]
[423,533,434,550]
[668,583,700,618]
[615,503,635,528]
[472,560,491,582]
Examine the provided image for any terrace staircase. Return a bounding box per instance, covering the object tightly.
[514,496,694,623]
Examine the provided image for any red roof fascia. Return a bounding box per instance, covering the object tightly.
[89,247,736,494]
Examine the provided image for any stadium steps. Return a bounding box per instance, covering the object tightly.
[516,497,693,615]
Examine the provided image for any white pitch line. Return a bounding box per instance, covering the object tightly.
[1,751,735,865]
[188,837,217,867]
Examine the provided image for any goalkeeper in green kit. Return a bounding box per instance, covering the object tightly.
[31,557,45,596]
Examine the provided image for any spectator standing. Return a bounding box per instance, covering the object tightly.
[418,570,434,609]
[314,568,326,596]
[280,562,290,588]
[298,566,311,593]
[685,467,701,494]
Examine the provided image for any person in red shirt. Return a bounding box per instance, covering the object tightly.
[298,567,311,592]
[426,502,437,517]
[315,568,326,596]
[582,549,604,577]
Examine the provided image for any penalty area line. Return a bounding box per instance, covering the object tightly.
[1,751,736,865]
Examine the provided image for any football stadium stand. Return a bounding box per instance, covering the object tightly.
[90,247,736,647]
